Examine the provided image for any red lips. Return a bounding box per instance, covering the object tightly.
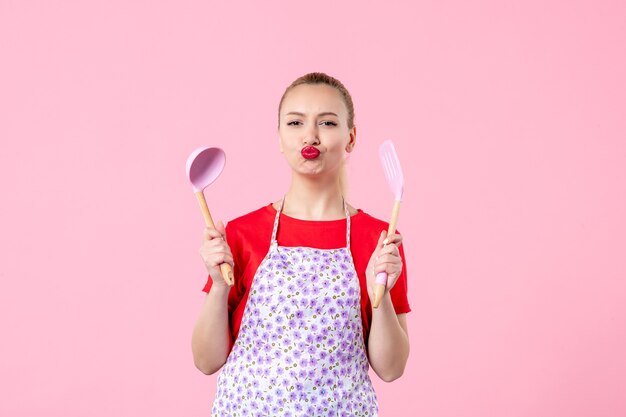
[301,146,321,159]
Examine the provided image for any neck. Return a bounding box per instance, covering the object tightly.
[282,173,345,220]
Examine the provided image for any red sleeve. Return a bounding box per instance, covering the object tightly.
[389,232,411,314]
[201,222,246,315]
[350,215,411,346]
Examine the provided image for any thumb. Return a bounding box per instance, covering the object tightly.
[376,230,387,251]
[216,220,227,239]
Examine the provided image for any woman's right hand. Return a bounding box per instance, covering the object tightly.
[198,220,234,287]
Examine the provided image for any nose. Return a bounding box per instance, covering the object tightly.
[303,124,320,145]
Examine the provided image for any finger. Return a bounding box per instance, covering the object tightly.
[203,227,223,240]
[385,273,400,290]
[376,230,387,252]
[201,250,235,268]
[209,253,234,268]
[378,244,400,257]
[216,220,227,238]
[199,239,232,256]
[374,255,402,275]
[376,253,401,265]
[374,260,402,280]
[382,233,403,247]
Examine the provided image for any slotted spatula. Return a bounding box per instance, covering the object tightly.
[372,140,405,308]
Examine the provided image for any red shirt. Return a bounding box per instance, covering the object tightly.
[203,204,411,346]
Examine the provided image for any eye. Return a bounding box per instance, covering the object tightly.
[286,120,302,126]
[320,121,337,126]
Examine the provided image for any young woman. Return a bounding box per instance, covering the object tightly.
[192,72,410,417]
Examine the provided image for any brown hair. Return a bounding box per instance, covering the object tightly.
[278,72,355,129]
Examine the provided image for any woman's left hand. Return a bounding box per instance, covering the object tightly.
[366,230,403,301]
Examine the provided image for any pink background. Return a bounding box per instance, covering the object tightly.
[1,1,625,416]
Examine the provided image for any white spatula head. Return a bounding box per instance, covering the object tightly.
[379,140,404,201]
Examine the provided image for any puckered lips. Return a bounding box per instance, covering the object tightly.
[301,145,321,160]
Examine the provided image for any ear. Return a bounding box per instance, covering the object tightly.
[346,125,357,153]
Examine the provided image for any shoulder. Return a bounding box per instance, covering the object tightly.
[352,209,391,233]
[225,204,275,237]
[228,204,275,225]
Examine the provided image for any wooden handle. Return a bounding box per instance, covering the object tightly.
[372,285,386,309]
[388,199,401,236]
[372,199,401,308]
[195,191,234,286]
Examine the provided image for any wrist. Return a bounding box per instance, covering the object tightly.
[210,282,231,298]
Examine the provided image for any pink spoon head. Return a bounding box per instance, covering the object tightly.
[185,147,226,192]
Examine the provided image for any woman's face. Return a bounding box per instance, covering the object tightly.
[278,84,356,179]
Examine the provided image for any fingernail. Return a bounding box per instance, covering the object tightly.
[383,238,389,245]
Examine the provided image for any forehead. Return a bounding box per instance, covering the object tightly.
[281,84,347,116]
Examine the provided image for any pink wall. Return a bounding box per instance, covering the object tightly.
[1,1,625,416]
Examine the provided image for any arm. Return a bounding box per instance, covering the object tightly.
[191,221,234,375]
[366,231,410,382]
[368,306,409,382]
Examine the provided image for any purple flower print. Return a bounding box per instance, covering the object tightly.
[211,243,378,417]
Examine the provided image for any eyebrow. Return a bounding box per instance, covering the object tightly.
[285,111,339,117]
